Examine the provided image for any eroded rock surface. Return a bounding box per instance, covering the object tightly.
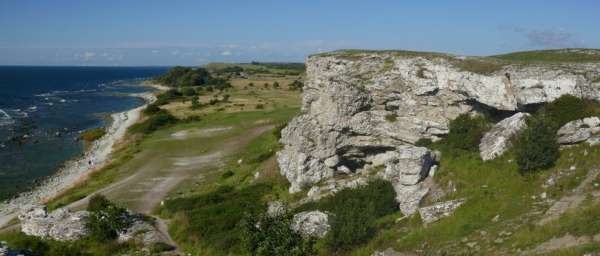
[291,211,330,238]
[557,117,600,145]
[19,206,89,241]
[278,50,600,216]
[480,112,530,160]
[418,199,466,224]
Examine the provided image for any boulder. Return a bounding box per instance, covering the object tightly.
[117,217,162,245]
[266,201,287,217]
[278,51,600,219]
[418,199,466,224]
[557,117,600,144]
[480,112,530,160]
[291,211,330,238]
[18,206,89,241]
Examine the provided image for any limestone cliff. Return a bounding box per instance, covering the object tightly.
[277,49,600,215]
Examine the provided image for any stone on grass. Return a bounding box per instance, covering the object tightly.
[479,113,529,161]
[418,199,465,224]
[291,211,330,238]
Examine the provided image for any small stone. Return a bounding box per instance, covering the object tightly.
[291,211,330,238]
[480,230,488,236]
[466,242,478,248]
[492,215,500,222]
[494,238,504,244]
[237,159,243,164]
[499,231,512,237]
[570,165,577,171]
[540,192,547,199]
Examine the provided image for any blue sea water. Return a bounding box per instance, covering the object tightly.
[0,66,168,200]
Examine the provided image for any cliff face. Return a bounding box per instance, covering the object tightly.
[277,50,600,215]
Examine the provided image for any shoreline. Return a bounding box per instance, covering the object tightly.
[0,83,166,228]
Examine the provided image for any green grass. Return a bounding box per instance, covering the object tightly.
[456,58,506,75]
[78,127,106,142]
[492,48,600,63]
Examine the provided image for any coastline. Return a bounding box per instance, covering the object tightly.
[0,83,166,228]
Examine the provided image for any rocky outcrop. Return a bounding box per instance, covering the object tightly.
[266,201,287,217]
[557,117,600,145]
[278,50,600,216]
[19,206,89,241]
[117,217,162,245]
[291,211,330,238]
[418,199,466,224]
[480,113,530,160]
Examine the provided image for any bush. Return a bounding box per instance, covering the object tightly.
[190,97,201,110]
[255,104,264,109]
[415,138,433,147]
[539,94,592,128]
[514,115,560,174]
[154,66,212,87]
[241,213,315,256]
[143,103,161,115]
[154,89,182,106]
[181,87,197,96]
[316,179,397,251]
[446,114,489,151]
[130,111,178,134]
[385,113,397,122]
[78,127,106,142]
[86,195,131,242]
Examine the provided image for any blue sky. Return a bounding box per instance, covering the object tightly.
[0,0,598,66]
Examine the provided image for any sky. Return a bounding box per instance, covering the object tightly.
[0,0,598,66]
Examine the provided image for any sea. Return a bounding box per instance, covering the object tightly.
[0,66,168,201]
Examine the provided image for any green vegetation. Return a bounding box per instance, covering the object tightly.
[241,213,315,256]
[78,127,106,142]
[514,115,560,173]
[384,113,398,122]
[86,194,131,242]
[538,94,597,128]
[493,49,600,63]
[456,58,505,75]
[446,114,489,152]
[154,89,182,105]
[154,66,212,87]
[129,110,178,134]
[415,138,433,147]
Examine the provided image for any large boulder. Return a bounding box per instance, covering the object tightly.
[117,217,162,245]
[291,211,330,238]
[557,117,600,144]
[479,113,530,160]
[18,206,89,241]
[278,50,600,217]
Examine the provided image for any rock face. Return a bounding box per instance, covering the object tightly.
[278,50,600,216]
[117,217,162,245]
[291,211,330,238]
[479,113,530,160]
[19,206,89,241]
[557,117,600,145]
[418,199,466,224]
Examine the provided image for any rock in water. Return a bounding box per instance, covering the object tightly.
[291,211,330,238]
[557,117,600,145]
[480,113,530,160]
[278,50,600,216]
[19,206,89,241]
[418,199,466,224]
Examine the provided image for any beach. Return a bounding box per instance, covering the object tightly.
[0,87,162,228]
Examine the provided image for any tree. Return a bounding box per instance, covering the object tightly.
[273,82,280,89]
[514,115,560,174]
[190,97,201,110]
[86,195,131,242]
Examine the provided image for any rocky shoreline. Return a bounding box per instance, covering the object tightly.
[0,86,162,228]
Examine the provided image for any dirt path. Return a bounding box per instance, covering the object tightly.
[538,168,600,225]
[59,124,274,252]
[528,233,600,255]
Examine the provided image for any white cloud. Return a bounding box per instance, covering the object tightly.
[220,50,233,56]
[152,50,160,54]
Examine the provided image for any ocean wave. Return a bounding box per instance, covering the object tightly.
[35,89,97,97]
[0,109,14,126]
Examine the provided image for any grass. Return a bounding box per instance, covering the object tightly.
[78,127,106,142]
[456,58,506,75]
[492,48,600,63]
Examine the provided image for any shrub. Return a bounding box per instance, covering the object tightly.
[446,114,489,151]
[130,111,178,134]
[86,195,131,242]
[317,179,397,251]
[143,103,161,115]
[154,66,212,87]
[78,127,106,142]
[273,123,287,140]
[154,89,182,105]
[241,213,315,256]
[415,138,433,147]
[181,87,197,96]
[538,94,592,128]
[190,97,201,110]
[514,115,560,174]
[149,242,175,253]
[255,104,265,109]
[385,113,398,122]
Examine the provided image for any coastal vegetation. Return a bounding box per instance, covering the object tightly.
[78,127,106,143]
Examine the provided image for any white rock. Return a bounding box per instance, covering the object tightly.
[557,117,600,145]
[418,199,465,224]
[266,201,287,217]
[479,113,529,160]
[18,207,89,241]
[292,211,330,238]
